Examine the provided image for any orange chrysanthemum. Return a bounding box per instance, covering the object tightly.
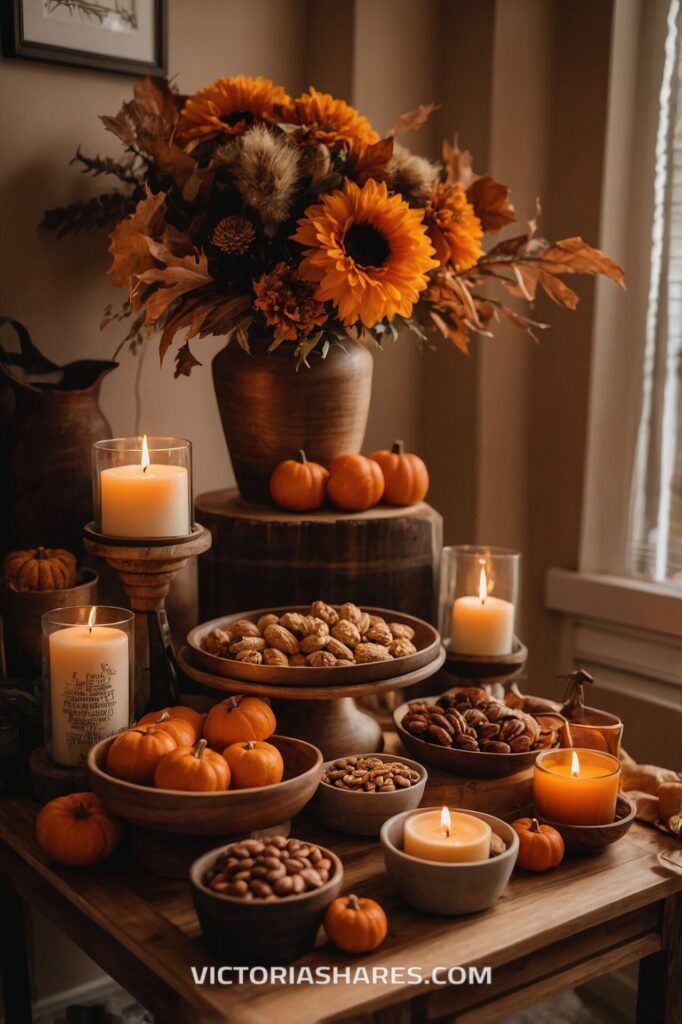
[285,87,380,149]
[177,75,291,143]
[292,179,438,328]
[253,262,328,342]
[424,183,484,271]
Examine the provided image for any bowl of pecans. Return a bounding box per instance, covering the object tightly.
[311,753,428,835]
[190,835,343,964]
[394,687,570,779]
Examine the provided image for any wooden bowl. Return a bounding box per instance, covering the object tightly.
[393,697,543,779]
[87,734,323,836]
[187,606,441,687]
[536,795,637,854]
[311,753,427,836]
[190,841,343,965]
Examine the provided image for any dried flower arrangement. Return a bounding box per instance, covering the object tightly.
[43,76,624,377]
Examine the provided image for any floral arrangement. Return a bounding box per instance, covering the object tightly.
[43,75,624,376]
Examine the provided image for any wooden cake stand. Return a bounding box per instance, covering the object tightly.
[178,645,447,759]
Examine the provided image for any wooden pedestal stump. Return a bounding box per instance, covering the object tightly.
[196,490,443,624]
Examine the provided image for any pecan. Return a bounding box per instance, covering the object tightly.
[500,719,525,742]
[463,708,487,727]
[478,722,501,740]
[428,724,453,746]
[454,734,479,751]
[429,712,455,734]
[481,740,511,754]
[509,735,532,752]
[403,714,429,734]
[444,708,467,733]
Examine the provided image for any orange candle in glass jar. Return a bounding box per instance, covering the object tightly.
[533,749,620,826]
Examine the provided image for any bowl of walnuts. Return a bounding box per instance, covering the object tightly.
[188,602,442,685]
[394,687,571,778]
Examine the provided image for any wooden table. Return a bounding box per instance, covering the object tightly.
[1,749,681,1024]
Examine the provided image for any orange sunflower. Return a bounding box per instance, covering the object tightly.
[292,179,438,328]
[285,88,380,149]
[177,75,291,143]
[424,183,484,271]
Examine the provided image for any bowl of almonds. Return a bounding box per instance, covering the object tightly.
[190,835,343,964]
[188,602,442,686]
[311,753,427,835]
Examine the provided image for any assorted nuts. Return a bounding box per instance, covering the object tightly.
[203,836,334,900]
[202,602,419,667]
[322,756,422,793]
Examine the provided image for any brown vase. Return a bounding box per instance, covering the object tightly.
[212,336,373,502]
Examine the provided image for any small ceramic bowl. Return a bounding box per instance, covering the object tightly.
[536,794,637,855]
[380,807,519,915]
[190,840,343,965]
[311,753,427,836]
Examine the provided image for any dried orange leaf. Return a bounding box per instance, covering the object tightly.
[174,341,202,378]
[392,103,441,137]
[347,137,394,185]
[466,175,516,233]
[442,138,478,189]
[539,237,625,287]
[108,190,166,290]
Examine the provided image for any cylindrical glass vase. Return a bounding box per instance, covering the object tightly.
[440,545,520,656]
[42,605,134,767]
[92,436,193,539]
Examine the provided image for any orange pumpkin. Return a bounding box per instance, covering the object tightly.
[203,696,276,750]
[512,817,565,871]
[138,705,205,737]
[4,546,77,592]
[222,740,284,789]
[270,450,329,512]
[137,710,198,746]
[324,893,388,952]
[326,454,385,512]
[370,440,429,506]
[105,725,177,785]
[154,739,231,792]
[35,792,122,866]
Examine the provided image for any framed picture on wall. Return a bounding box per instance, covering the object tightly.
[1,0,167,76]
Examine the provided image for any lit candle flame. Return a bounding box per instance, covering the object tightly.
[440,805,451,837]
[141,434,150,473]
[87,606,96,632]
[571,750,580,777]
[478,566,487,604]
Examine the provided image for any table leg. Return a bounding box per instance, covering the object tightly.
[636,893,682,1024]
[0,883,33,1024]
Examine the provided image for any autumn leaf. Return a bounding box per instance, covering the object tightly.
[136,241,212,325]
[430,310,470,354]
[346,137,394,185]
[537,271,580,309]
[466,175,516,233]
[138,137,195,187]
[174,341,202,378]
[108,190,166,290]
[157,292,252,365]
[392,103,441,137]
[442,138,478,189]
[133,76,183,127]
[538,237,625,287]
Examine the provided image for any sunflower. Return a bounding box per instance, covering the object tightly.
[424,182,484,271]
[177,76,291,143]
[292,179,438,328]
[253,262,328,343]
[285,88,379,149]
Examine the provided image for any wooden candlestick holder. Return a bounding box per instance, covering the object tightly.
[83,524,212,713]
[443,637,528,693]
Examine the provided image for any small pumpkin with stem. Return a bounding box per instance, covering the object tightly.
[154,739,231,791]
[512,817,565,871]
[36,792,123,866]
[324,893,388,952]
[4,546,77,592]
[370,440,429,506]
[203,696,276,750]
[105,725,177,785]
[222,739,284,789]
[138,704,205,738]
[137,710,199,747]
[326,454,385,512]
[270,450,329,512]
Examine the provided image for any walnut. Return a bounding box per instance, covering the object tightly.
[354,642,393,663]
[230,637,266,655]
[263,648,289,667]
[289,653,307,667]
[264,623,300,655]
[203,628,231,657]
[278,612,307,635]
[334,658,355,667]
[309,601,339,626]
[235,649,263,665]
[299,615,329,638]
[306,650,336,667]
[389,622,415,641]
[339,603,364,627]
[364,621,392,646]
[257,613,280,633]
[326,636,354,660]
[388,638,416,658]
[331,619,361,647]
[229,619,262,639]
[300,634,329,654]
[368,614,387,627]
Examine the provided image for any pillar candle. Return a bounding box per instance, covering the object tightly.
[533,749,620,825]
[100,436,190,538]
[403,807,492,862]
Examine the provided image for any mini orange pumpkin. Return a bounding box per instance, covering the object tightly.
[105,725,177,785]
[137,710,198,746]
[4,546,77,592]
[203,696,276,750]
[324,893,388,952]
[222,740,284,789]
[270,450,329,512]
[326,454,385,512]
[154,739,231,792]
[370,440,429,506]
[36,792,122,866]
[512,817,565,871]
[138,705,205,737]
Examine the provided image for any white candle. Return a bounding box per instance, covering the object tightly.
[404,807,492,863]
[451,566,514,656]
[100,435,190,538]
[49,609,129,767]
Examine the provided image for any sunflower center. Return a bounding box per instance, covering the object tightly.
[220,110,256,128]
[343,223,390,268]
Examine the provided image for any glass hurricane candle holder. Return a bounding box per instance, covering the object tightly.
[440,545,520,656]
[92,436,193,539]
[42,605,134,768]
